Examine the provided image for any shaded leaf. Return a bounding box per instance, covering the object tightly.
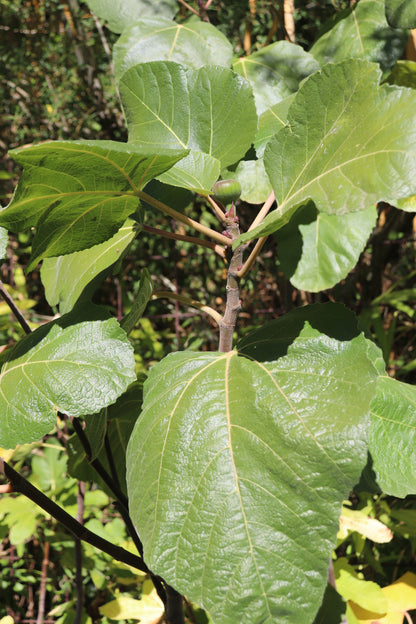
[113,17,232,79]
[312,584,346,624]
[385,0,416,28]
[0,309,136,448]
[85,0,177,33]
[120,61,257,168]
[311,0,408,72]
[387,60,416,88]
[0,141,186,269]
[100,580,164,621]
[239,60,416,244]
[67,381,143,495]
[126,326,377,624]
[369,375,416,497]
[232,159,273,204]
[41,219,138,314]
[233,41,319,115]
[275,203,377,292]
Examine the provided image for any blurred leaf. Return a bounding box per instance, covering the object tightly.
[233,41,319,115]
[120,61,257,168]
[239,61,416,244]
[0,227,7,261]
[0,142,186,269]
[31,445,68,493]
[0,495,46,544]
[348,572,416,624]
[339,507,392,543]
[275,203,377,292]
[41,220,138,314]
[85,0,177,33]
[334,558,388,613]
[312,584,346,624]
[311,0,408,72]
[386,60,416,88]
[113,17,232,79]
[127,326,377,624]
[385,0,416,28]
[0,309,135,448]
[100,581,164,621]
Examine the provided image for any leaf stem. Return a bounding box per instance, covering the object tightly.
[142,224,226,258]
[247,191,275,232]
[0,279,32,334]
[0,456,149,573]
[237,236,268,278]
[152,291,223,325]
[139,190,232,247]
[206,195,227,224]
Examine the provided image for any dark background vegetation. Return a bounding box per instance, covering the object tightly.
[1,1,416,622]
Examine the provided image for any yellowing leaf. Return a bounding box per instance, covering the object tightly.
[339,507,393,543]
[99,582,164,622]
[0,617,15,624]
[348,572,416,624]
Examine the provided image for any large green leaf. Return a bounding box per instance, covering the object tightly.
[126,324,377,624]
[156,152,221,195]
[238,60,416,244]
[0,227,7,262]
[120,61,257,168]
[275,203,377,292]
[233,41,319,115]
[121,268,153,336]
[231,159,273,204]
[41,219,138,314]
[254,95,294,158]
[0,141,186,270]
[84,0,177,33]
[385,0,416,28]
[310,0,408,72]
[113,17,233,80]
[0,309,136,448]
[369,376,416,497]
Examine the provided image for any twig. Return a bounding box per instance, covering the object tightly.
[74,482,85,624]
[139,190,232,247]
[219,218,243,352]
[177,0,199,16]
[247,191,275,232]
[283,0,295,42]
[206,195,226,224]
[165,585,185,624]
[0,457,149,573]
[237,236,268,278]
[0,279,31,334]
[142,224,226,258]
[36,541,50,624]
[152,291,222,325]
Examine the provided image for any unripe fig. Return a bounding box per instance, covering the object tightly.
[211,179,241,204]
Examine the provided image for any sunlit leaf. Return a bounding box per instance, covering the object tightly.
[0,309,136,448]
[0,141,186,269]
[127,323,377,624]
[334,558,388,613]
[254,95,294,157]
[120,61,257,168]
[238,60,416,244]
[99,580,164,621]
[114,17,232,79]
[348,572,416,624]
[41,219,138,314]
[156,151,221,195]
[232,159,273,204]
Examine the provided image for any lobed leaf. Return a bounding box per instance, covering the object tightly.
[120,61,257,168]
[238,60,416,244]
[126,324,377,624]
[0,309,136,448]
[156,151,221,195]
[0,141,186,269]
[113,17,233,80]
[311,0,408,72]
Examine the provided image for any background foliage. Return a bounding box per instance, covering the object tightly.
[1,0,416,623]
